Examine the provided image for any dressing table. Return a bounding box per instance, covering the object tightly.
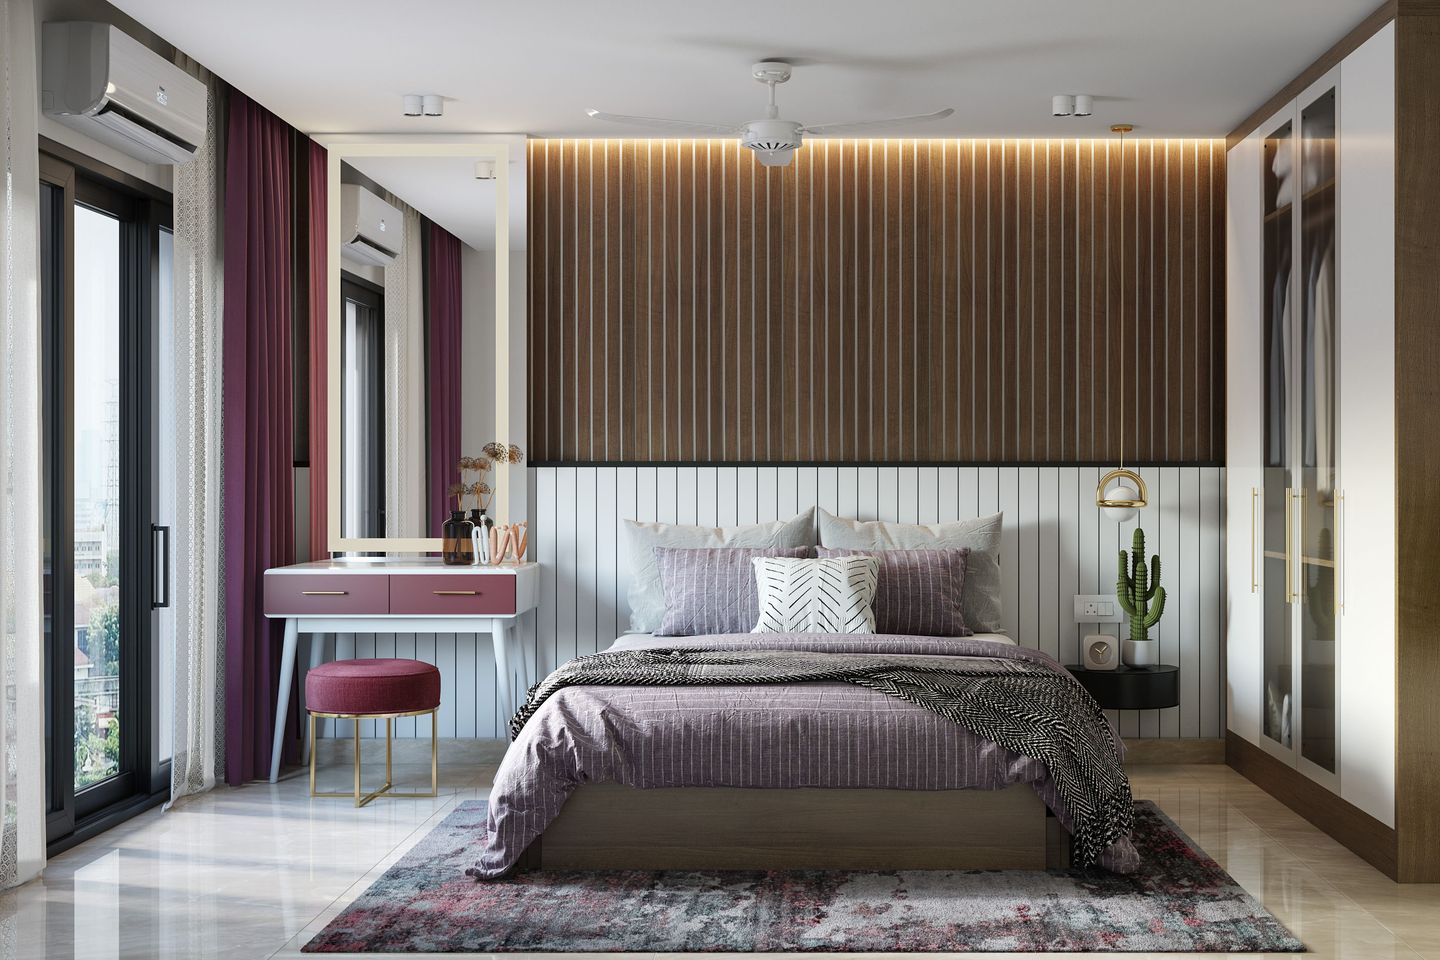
[263,559,539,782]
[271,138,533,784]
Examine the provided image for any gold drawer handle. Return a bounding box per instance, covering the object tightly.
[433,590,478,596]
[302,590,348,596]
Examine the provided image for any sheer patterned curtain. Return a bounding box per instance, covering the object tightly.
[168,56,226,804]
[0,0,46,888]
[382,198,425,537]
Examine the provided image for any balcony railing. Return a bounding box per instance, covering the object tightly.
[76,674,119,717]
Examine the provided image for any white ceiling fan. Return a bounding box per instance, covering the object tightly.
[586,61,954,167]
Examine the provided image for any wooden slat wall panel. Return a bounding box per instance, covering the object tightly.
[526,464,1226,739]
[529,138,1225,465]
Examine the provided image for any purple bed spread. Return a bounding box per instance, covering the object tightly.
[469,634,1139,878]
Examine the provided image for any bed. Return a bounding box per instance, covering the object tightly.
[469,632,1138,878]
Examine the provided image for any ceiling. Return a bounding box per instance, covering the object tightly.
[110,0,1377,140]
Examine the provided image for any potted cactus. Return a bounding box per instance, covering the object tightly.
[1116,528,1166,668]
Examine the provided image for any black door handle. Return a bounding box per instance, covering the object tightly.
[152,523,171,609]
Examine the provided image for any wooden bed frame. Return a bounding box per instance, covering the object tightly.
[518,783,1070,871]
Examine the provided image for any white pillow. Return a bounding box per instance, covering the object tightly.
[816,508,1005,634]
[622,509,816,633]
[751,555,880,634]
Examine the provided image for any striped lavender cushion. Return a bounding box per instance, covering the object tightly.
[816,547,972,636]
[654,546,815,637]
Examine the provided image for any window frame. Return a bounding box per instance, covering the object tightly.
[339,272,386,540]
[40,145,174,851]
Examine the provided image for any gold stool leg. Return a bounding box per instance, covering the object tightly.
[353,718,362,807]
[310,708,439,805]
[308,714,317,797]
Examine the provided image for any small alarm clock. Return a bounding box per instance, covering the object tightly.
[1082,634,1120,671]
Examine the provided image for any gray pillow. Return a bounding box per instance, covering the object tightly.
[623,509,816,633]
[654,546,814,636]
[816,508,1004,634]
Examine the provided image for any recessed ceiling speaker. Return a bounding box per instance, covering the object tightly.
[1052,94,1075,117]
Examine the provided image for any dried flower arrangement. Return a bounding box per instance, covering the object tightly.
[478,443,523,514]
[453,456,495,511]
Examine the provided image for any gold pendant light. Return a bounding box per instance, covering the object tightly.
[1096,124,1148,522]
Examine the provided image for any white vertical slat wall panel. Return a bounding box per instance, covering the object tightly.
[526,464,1227,741]
[342,464,1223,740]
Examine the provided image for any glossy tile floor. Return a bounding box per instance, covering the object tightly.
[2,754,1437,959]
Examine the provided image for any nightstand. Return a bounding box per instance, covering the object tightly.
[1064,664,1180,710]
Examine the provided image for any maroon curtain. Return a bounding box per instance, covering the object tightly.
[223,91,296,784]
[427,222,463,535]
[307,140,328,560]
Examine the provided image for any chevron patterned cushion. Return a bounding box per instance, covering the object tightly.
[751,555,880,634]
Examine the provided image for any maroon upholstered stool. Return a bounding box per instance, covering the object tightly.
[305,658,440,807]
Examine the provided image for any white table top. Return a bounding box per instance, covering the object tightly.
[266,559,539,576]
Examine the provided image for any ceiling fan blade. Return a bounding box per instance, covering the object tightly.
[585,109,739,135]
[800,108,955,137]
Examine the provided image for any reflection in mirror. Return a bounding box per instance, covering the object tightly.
[335,155,499,541]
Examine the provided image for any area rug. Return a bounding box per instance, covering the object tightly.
[303,799,1303,953]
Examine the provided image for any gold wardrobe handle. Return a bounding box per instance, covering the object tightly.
[1296,488,1306,605]
[1284,489,1296,604]
[433,590,478,596]
[1337,491,1345,616]
[302,590,348,596]
[1250,487,1258,594]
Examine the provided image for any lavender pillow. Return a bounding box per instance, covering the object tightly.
[654,546,814,636]
[816,547,971,637]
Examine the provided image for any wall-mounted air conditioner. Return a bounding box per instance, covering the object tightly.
[340,185,403,266]
[41,22,207,166]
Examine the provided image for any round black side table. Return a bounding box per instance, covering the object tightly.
[1064,664,1180,710]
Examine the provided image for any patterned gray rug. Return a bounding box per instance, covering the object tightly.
[303,799,1303,952]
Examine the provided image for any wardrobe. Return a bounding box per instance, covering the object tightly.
[1226,4,1440,882]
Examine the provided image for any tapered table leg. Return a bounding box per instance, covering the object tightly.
[269,618,299,783]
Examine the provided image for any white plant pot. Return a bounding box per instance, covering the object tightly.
[1123,638,1158,668]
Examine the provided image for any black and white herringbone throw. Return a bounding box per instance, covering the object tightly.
[510,648,1133,869]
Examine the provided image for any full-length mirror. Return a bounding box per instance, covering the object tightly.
[325,142,512,553]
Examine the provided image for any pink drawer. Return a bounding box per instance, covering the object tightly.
[263,574,389,616]
[389,574,516,615]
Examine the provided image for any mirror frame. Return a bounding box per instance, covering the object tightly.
[322,140,511,554]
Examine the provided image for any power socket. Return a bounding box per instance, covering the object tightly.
[1073,594,1120,623]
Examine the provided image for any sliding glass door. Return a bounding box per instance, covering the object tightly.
[41,152,172,846]
[71,203,124,792]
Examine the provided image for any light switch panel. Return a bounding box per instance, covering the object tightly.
[1073,594,1120,623]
